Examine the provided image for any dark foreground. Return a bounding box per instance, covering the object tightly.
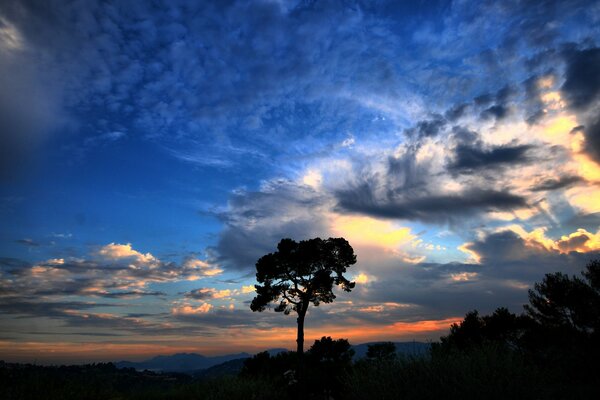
[2,344,599,400]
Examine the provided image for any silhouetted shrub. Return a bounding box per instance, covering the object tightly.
[365,342,397,362]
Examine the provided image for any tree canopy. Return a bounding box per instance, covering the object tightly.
[525,260,600,336]
[250,237,357,354]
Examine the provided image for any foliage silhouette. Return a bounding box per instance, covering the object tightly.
[307,336,354,364]
[366,342,397,362]
[240,350,298,381]
[241,337,354,398]
[250,237,356,355]
[436,308,532,352]
[306,337,354,398]
[522,259,600,381]
[525,259,600,337]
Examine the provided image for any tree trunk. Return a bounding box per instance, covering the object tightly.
[296,311,305,354]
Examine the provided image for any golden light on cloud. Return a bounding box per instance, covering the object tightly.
[555,229,600,253]
[98,243,157,264]
[212,289,232,299]
[450,272,478,282]
[504,225,556,251]
[537,75,554,89]
[491,225,600,255]
[183,258,224,278]
[566,186,600,214]
[458,242,481,264]
[540,91,565,110]
[172,303,213,315]
[331,214,416,250]
[402,254,426,264]
[358,305,385,312]
[542,114,578,144]
[357,302,413,313]
[353,272,371,284]
[241,285,255,294]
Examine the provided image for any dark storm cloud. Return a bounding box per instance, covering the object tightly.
[93,290,166,299]
[333,138,528,224]
[474,93,493,107]
[530,175,584,192]
[404,114,447,139]
[0,297,116,319]
[184,288,216,300]
[561,47,600,111]
[583,116,600,164]
[561,47,600,163]
[448,143,533,172]
[444,103,469,121]
[480,104,510,120]
[476,85,516,121]
[335,187,527,223]
[171,307,291,329]
[0,296,191,335]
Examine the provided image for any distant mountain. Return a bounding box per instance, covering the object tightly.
[115,352,250,373]
[115,343,429,375]
[352,341,430,359]
[264,348,289,356]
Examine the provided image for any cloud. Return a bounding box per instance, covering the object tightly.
[561,47,600,111]
[336,186,527,224]
[561,47,600,163]
[530,175,584,191]
[0,0,417,173]
[461,227,600,268]
[480,104,510,121]
[15,238,40,247]
[98,243,157,264]
[448,143,533,172]
[404,114,446,139]
[184,288,216,300]
[214,179,330,270]
[172,303,213,315]
[184,287,237,300]
[0,243,221,302]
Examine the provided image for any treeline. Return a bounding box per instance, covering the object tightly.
[241,260,600,399]
[2,260,599,399]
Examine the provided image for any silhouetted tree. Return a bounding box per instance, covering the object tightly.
[307,336,354,364]
[437,308,531,351]
[240,351,298,380]
[525,260,600,336]
[366,342,397,362]
[250,237,357,355]
[306,337,354,398]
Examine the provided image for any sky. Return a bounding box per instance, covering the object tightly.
[1,0,600,364]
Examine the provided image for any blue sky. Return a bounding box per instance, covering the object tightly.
[1,0,600,363]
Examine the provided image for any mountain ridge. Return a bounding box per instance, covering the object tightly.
[115,342,430,374]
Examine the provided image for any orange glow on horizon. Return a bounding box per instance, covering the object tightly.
[0,317,460,364]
